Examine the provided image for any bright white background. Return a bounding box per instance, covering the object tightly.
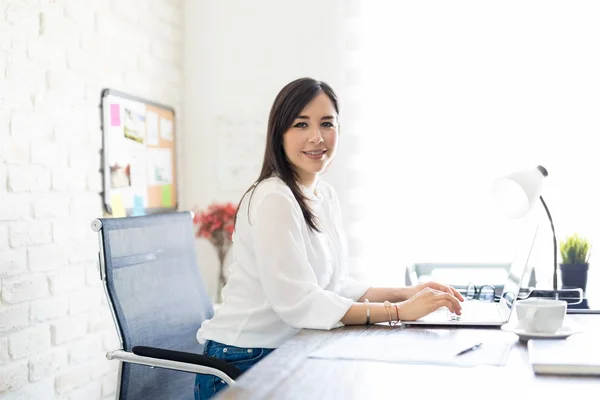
[348,1,600,290]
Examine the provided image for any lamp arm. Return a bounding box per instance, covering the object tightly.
[539,195,558,291]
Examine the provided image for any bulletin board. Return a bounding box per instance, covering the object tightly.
[100,89,177,216]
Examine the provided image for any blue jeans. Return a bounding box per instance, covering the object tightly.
[194,340,274,399]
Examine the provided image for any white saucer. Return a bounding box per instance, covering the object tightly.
[501,324,583,341]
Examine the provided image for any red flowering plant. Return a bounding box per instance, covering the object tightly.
[192,202,237,293]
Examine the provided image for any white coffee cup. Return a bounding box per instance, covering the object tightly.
[515,298,567,333]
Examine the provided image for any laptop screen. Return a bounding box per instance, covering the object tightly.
[498,224,539,319]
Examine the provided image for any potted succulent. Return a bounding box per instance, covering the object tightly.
[559,233,591,293]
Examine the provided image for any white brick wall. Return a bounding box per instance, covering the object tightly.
[0,0,183,399]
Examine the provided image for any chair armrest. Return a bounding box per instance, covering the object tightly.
[132,346,243,380]
[106,349,238,385]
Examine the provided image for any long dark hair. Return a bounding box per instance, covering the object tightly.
[235,77,340,232]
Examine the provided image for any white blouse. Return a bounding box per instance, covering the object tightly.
[197,176,370,349]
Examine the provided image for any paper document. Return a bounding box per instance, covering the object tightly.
[309,334,512,367]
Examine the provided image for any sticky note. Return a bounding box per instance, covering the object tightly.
[110,104,121,126]
[132,195,145,216]
[161,185,172,207]
[111,193,126,217]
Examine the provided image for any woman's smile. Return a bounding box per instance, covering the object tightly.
[302,149,327,160]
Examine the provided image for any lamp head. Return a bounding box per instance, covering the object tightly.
[492,165,548,219]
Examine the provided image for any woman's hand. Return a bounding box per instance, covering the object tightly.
[396,287,464,321]
[406,281,465,302]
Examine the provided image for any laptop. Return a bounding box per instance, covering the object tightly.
[402,223,539,327]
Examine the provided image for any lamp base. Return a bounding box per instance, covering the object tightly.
[525,288,584,305]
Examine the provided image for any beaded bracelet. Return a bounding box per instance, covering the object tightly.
[384,301,401,326]
[383,301,393,326]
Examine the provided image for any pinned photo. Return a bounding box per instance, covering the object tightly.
[124,107,146,144]
[160,117,173,141]
[110,162,131,188]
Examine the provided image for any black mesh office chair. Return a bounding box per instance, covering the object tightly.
[91,211,242,400]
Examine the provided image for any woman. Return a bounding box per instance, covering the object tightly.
[194,77,464,399]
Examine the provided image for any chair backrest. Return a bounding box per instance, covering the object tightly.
[94,211,213,400]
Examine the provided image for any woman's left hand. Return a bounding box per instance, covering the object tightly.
[407,281,465,302]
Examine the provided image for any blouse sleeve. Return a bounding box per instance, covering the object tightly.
[251,191,353,330]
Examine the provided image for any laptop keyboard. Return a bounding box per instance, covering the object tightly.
[447,301,502,322]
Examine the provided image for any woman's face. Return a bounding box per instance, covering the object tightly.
[283,92,339,187]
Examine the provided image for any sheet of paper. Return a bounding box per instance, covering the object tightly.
[146,110,159,146]
[110,104,120,126]
[160,117,173,141]
[215,115,265,192]
[111,193,126,217]
[147,148,173,185]
[132,195,145,216]
[161,185,172,207]
[309,334,513,367]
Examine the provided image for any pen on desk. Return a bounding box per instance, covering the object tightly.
[455,342,482,356]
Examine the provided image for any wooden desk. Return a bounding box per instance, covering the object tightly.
[217,315,600,399]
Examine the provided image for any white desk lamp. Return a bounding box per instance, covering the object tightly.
[491,165,560,291]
